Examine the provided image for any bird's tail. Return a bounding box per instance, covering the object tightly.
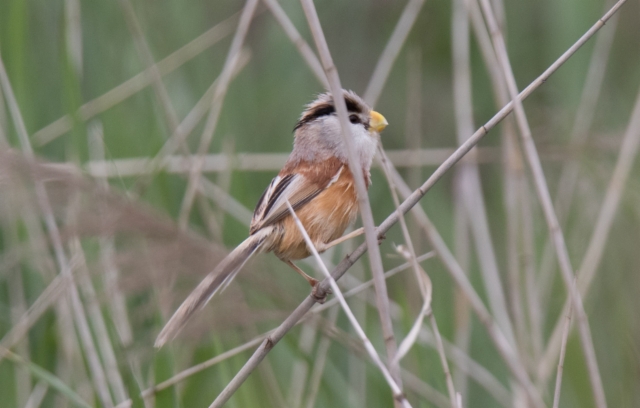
[155,229,270,348]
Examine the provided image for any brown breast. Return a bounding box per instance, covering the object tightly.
[272,164,359,261]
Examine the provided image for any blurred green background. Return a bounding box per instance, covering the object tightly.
[1,0,639,407]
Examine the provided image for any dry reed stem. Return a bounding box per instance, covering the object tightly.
[85,146,548,177]
[476,1,625,406]
[402,371,453,408]
[404,47,423,199]
[287,320,318,407]
[128,35,250,189]
[211,137,236,240]
[88,122,134,346]
[3,208,32,406]
[300,0,402,393]
[0,83,8,146]
[283,201,410,408]
[262,0,328,87]
[376,140,431,365]
[347,257,368,407]
[450,0,477,391]
[119,0,182,133]
[140,252,432,400]
[539,79,640,383]
[394,246,459,408]
[520,179,544,360]
[303,307,339,408]
[391,248,433,365]
[383,158,542,406]
[312,252,435,315]
[310,318,451,408]
[186,7,620,404]
[430,313,460,408]
[64,0,82,78]
[552,302,573,408]
[71,239,130,404]
[452,170,472,405]
[418,329,511,407]
[178,0,258,228]
[538,5,619,299]
[24,381,48,408]
[7,263,31,407]
[0,55,116,408]
[0,275,72,361]
[0,346,93,408]
[32,13,239,146]
[363,0,426,106]
[117,0,217,238]
[378,135,460,408]
[269,201,410,408]
[453,0,518,349]
[199,178,254,225]
[467,0,541,362]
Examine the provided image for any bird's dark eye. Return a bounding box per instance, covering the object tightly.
[349,114,360,124]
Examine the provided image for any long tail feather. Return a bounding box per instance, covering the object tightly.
[155,230,269,347]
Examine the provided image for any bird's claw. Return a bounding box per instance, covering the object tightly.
[311,282,332,304]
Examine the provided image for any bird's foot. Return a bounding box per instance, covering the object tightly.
[311,281,332,304]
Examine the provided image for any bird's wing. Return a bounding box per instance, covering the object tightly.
[250,160,345,234]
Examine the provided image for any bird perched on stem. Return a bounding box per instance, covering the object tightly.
[155,90,388,347]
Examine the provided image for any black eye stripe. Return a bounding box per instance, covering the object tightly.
[293,94,366,131]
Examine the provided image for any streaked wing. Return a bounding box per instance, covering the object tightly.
[251,174,293,232]
[250,164,344,234]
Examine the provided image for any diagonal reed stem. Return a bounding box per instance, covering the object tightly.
[299,0,403,395]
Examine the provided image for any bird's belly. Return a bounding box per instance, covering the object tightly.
[272,175,359,261]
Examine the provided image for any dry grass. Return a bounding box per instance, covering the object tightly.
[0,0,638,407]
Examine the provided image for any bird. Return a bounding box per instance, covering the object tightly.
[155,90,388,347]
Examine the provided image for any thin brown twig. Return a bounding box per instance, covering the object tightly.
[303,307,339,408]
[299,0,403,393]
[537,4,620,301]
[467,0,540,364]
[85,145,571,178]
[520,178,544,361]
[32,13,239,146]
[132,50,251,188]
[279,201,411,408]
[394,246,459,408]
[71,238,130,404]
[347,256,368,408]
[118,0,181,133]
[451,2,475,402]
[262,0,328,87]
[476,1,620,406]
[417,328,511,407]
[0,54,116,408]
[552,301,573,408]
[287,319,318,407]
[178,0,258,228]
[378,136,460,408]
[178,6,623,403]
[538,79,640,384]
[2,208,32,406]
[310,316,451,408]
[24,381,48,408]
[139,251,431,400]
[88,122,133,346]
[383,155,543,407]
[363,0,426,106]
[452,0,518,349]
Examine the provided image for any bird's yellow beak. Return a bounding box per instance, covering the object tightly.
[369,111,388,133]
